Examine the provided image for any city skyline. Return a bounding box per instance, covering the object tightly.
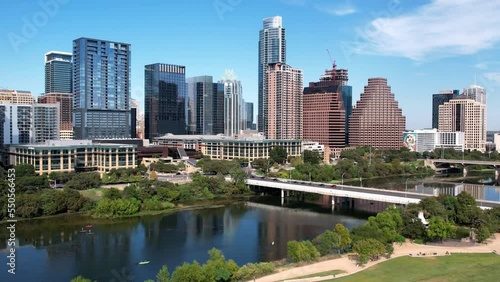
[1,0,500,130]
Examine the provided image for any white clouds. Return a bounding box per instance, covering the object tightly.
[321,5,356,16]
[351,0,500,61]
[484,72,500,84]
[475,63,488,70]
[281,0,357,16]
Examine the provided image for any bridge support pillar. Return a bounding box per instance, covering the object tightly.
[496,167,500,182]
[463,166,469,178]
[331,196,335,210]
[350,198,355,208]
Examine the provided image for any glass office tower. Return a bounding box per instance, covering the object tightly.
[187,76,214,135]
[145,63,187,140]
[258,16,286,134]
[45,51,72,94]
[432,90,459,129]
[73,38,131,139]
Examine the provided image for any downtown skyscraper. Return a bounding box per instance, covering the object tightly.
[187,76,224,135]
[349,78,406,150]
[45,51,72,94]
[258,16,286,134]
[220,70,243,137]
[265,63,303,140]
[145,63,187,140]
[432,90,459,129]
[73,38,131,139]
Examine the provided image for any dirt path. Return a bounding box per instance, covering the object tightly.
[254,233,500,282]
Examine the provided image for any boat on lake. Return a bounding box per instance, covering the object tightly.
[138,261,150,265]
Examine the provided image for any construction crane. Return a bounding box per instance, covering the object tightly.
[326,49,337,69]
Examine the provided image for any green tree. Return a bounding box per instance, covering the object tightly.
[103,188,122,200]
[333,223,352,249]
[269,147,288,164]
[14,164,36,177]
[303,150,322,164]
[401,210,426,239]
[156,265,171,282]
[352,238,387,265]
[16,193,42,218]
[229,167,247,188]
[456,191,481,226]
[64,172,101,190]
[419,197,448,219]
[40,189,66,215]
[61,189,87,212]
[171,261,204,282]
[312,230,341,256]
[287,240,320,263]
[427,217,456,242]
[201,248,239,282]
[476,225,492,243]
[70,276,93,282]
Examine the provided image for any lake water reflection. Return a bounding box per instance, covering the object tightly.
[0,197,367,282]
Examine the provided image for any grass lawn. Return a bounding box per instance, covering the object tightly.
[283,270,344,281]
[329,253,500,282]
[79,188,105,201]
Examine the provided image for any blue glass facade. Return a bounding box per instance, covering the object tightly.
[342,85,353,144]
[432,90,459,129]
[72,38,131,139]
[145,63,187,139]
[45,51,72,94]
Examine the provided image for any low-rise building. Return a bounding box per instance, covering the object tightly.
[9,140,136,175]
[403,129,464,153]
[154,133,302,161]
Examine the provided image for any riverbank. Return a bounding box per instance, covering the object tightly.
[0,194,254,225]
[254,233,500,282]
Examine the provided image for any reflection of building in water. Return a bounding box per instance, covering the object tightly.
[413,183,500,202]
[181,207,243,243]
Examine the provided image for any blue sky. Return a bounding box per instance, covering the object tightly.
[1,0,499,130]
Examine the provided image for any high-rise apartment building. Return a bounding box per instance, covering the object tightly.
[45,51,72,94]
[220,70,243,137]
[349,78,406,149]
[145,63,187,139]
[38,93,73,140]
[258,16,286,133]
[305,64,352,145]
[245,102,254,130]
[0,104,32,146]
[265,63,302,140]
[0,90,34,104]
[73,38,131,139]
[432,90,459,129]
[438,95,486,152]
[0,103,59,146]
[33,104,60,143]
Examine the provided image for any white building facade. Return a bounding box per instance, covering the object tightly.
[403,129,464,153]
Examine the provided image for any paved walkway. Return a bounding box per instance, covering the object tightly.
[254,233,500,282]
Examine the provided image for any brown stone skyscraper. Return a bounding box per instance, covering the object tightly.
[349,78,405,149]
[38,92,73,140]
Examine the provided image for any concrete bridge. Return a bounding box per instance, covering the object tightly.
[425,159,500,180]
[246,178,499,209]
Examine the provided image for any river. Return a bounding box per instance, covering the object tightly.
[0,197,368,282]
[1,173,498,282]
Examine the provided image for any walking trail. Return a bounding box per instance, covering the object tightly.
[254,233,500,282]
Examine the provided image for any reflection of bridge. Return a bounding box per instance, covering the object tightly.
[246,178,500,209]
[426,159,500,180]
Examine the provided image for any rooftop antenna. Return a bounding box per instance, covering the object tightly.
[326,49,336,69]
